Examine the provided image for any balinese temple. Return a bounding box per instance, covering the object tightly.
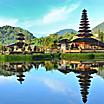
[75,63,97,103]
[58,9,104,53]
[3,33,44,54]
[16,33,27,49]
[12,62,32,84]
[58,60,73,74]
[77,74,92,103]
[77,9,92,37]
[0,62,33,84]
[71,9,104,50]
[16,69,25,84]
[57,60,98,103]
[58,39,70,52]
[8,33,34,54]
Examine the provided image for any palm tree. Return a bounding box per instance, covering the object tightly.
[1,31,5,54]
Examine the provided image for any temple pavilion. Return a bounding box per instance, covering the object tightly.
[3,33,44,54]
[59,9,104,53]
[6,33,33,54]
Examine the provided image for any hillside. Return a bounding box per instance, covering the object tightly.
[56,29,77,35]
[0,25,35,45]
[33,31,77,48]
[92,22,104,34]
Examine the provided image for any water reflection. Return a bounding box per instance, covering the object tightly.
[0,62,33,84]
[0,60,104,103]
[58,60,98,103]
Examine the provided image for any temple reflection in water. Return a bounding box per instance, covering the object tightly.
[0,60,104,103]
[0,62,33,84]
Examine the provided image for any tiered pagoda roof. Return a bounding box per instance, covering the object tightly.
[77,74,92,103]
[17,73,25,84]
[16,63,25,84]
[69,9,104,48]
[58,39,70,44]
[16,37,25,40]
[17,33,25,40]
[17,33,25,37]
[76,69,97,103]
[77,9,93,37]
[71,37,104,47]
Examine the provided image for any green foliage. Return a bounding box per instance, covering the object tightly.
[94,53,104,59]
[99,32,104,42]
[33,32,76,49]
[92,22,104,34]
[0,25,35,45]
[0,53,61,62]
[32,53,52,60]
[61,53,104,60]
[92,22,104,42]
[0,55,32,62]
[0,53,104,62]
[45,61,55,71]
[0,25,76,49]
[33,34,60,48]
[61,53,95,60]
[60,32,75,40]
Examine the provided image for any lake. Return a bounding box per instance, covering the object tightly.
[0,60,104,104]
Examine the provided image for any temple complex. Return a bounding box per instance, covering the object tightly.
[2,33,44,54]
[59,9,104,53]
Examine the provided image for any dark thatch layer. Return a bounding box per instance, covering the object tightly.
[58,39,70,43]
[71,38,104,47]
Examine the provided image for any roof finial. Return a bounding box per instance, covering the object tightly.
[83,9,87,12]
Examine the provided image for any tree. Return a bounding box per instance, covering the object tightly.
[99,32,104,42]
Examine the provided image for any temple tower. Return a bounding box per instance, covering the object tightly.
[76,68,97,103]
[77,9,93,37]
[77,74,92,103]
[16,33,25,48]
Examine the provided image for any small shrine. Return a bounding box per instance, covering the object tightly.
[3,33,43,54]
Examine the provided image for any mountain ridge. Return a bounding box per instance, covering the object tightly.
[55,29,77,35]
[92,21,104,34]
[0,25,35,45]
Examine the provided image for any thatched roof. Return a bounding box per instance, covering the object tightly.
[71,38,104,47]
[77,33,93,37]
[58,39,70,44]
[7,42,28,47]
[17,33,25,36]
[16,37,25,40]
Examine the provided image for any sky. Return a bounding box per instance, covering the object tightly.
[0,0,104,37]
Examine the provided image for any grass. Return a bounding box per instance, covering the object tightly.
[0,53,104,62]
[0,53,61,62]
[61,53,95,60]
[0,55,32,62]
[61,53,104,60]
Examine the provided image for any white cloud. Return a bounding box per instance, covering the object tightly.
[0,1,80,36]
[22,1,80,28]
[42,3,80,24]
[39,77,77,95]
[42,7,65,24]
[0,18,18,27]
[20,1,80,36]
[0,76,15,84]
[40,77,67,93]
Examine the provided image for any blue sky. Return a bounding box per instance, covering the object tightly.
[0,0,104,37]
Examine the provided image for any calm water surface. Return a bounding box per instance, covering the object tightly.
[0,60,104,104]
